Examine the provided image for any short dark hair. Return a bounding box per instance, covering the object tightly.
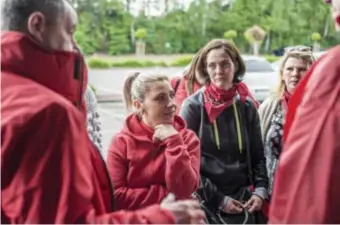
[1,0,66,31]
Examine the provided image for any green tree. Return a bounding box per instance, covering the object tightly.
[224,30,237,42]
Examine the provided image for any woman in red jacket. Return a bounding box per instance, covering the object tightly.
[107,72,201,211]
[171,47,259,113]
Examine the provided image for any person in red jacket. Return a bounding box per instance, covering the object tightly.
[269,0,340,223]
[170,47,259,113]
[107,72,201,210]
[1,0,204,223]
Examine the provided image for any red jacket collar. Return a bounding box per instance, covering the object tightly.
[1,31,88,108]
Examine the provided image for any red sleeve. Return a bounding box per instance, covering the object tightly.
[163,130,200,199]
[1,103,174,224]
[107,135,168,210]
[270,49,340,224]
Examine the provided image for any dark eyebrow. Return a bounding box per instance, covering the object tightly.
[207,59,230,64]
[153,92,166,99]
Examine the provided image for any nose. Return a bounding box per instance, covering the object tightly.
[215,65,223,74]
[292,68,299,77]
[167,97,176,109]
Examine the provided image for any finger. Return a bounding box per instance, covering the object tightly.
[154,124,164,129]
[230,205,242,214]
[256,199,263,209]
[183,200,202,210]
[190,209,206,221]
[233,200,244,208]
[161,193,176,204]
[152,131,160,142]
[198,219,206,224]
[243,198,254,208]
[248,203,257,213]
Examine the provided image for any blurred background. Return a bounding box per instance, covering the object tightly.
[69,0,339,156]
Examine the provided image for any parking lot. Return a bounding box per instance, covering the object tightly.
[97,102,126,159]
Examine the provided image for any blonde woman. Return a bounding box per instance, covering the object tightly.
[107,72,201,211]
[258,47,315,197]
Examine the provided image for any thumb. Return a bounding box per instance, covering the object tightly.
[243,198,253,209]
[161,193,176,205]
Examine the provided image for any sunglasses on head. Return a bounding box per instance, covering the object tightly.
[285,45,312,53]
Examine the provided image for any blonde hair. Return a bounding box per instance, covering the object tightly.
[275,51,315,98]
[123,72,169,112]
[185,39,246,95]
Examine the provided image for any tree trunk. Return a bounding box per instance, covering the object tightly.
[313,42,320,52]
[135,40,146,55]
[253,41,261,56]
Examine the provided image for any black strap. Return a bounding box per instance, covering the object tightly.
[173,77,181,93]
[242,101,255,186]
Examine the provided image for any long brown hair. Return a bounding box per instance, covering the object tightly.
[185,39,246,95]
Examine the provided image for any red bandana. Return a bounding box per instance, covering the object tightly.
[203,83,246,123]
[282,91,292,111]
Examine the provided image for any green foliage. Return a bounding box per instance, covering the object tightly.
[244,31,255,44]
[224,30,238,40]
[87,58,111,69]
[135,28,148,40]
[311,32,322,42]
[264,55,280,63]
[108,28,131,55]
[87,58,168,68]
[87,54,280,69]
[111,60,166,67]
[89,83,97,95]
[169,55,194,66]
[74,0,337,56]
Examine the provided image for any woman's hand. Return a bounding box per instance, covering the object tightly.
[222,198,244,214]
[243,195,263,213]
[161,194,206,224]
[153,124,178,141]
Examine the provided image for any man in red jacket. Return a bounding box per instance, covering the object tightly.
[1,0,204,223]
[269,0,340,223]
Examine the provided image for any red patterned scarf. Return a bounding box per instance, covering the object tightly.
[204,83,246,123]
[282,91,292,111]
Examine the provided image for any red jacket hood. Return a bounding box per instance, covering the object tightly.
[1,31,88,108]
[121,114,187,142]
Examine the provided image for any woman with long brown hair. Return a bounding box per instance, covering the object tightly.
[171,47,259,113]
[179,39,268,224]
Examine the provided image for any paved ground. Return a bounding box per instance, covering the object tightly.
[97,102,125,159]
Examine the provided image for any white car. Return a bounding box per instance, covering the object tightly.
[174,55,278,103]
[271,51,327,71]
[242,56,278,103]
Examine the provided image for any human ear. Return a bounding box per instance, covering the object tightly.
[27,12,46,43]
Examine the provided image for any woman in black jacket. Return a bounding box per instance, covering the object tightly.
[179,39,268,224]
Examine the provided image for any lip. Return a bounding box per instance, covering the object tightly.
[164,111,175,117]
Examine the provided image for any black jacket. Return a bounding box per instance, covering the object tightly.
[179,89,268,211]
